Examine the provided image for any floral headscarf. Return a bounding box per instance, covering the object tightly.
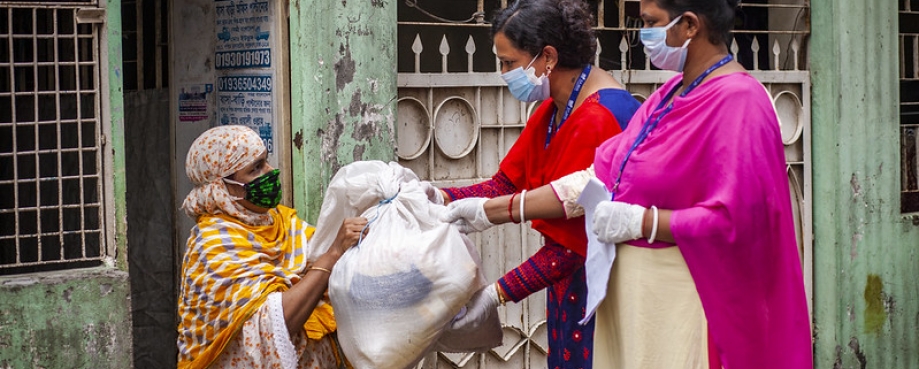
[181,125,272,226]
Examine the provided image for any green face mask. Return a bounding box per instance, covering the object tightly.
[224,169,282,209]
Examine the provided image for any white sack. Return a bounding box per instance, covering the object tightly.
[313,161,501,369]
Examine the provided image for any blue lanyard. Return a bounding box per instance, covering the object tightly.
[545,64,592,148]
[610,54,733,198]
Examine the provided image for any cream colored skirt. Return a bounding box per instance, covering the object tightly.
[593,244,710,369]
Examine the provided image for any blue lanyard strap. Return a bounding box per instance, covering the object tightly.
[545,64,592,148]
[610,54,733,198]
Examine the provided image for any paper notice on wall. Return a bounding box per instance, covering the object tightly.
[216,75,274,153]
[214,0,272,70]
[177,84,213,122]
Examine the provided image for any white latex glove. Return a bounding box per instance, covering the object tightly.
[591,201,646,244]
[439,197,494,233]
[420,181,445,205]
[450,284,500,332]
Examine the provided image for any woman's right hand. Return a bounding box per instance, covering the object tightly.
[440,198,494,233]
[331,217,368,255]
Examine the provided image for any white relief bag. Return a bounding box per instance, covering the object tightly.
[312,161,501,369]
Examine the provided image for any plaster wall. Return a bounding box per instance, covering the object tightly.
[811,0,919,367]
[0,269,133,368]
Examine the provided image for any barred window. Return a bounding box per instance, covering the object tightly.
[122,0,168,91]
[901,0,919,213]
[0,4,109,275]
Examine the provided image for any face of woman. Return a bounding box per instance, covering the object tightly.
[494,32,546,75]
[640,1,678,34]
[225,150,274,213]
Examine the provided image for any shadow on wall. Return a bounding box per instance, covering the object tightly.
[125,89,178,369]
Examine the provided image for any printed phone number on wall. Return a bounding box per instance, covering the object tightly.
[217,76,272,93]
[216,49,271,69]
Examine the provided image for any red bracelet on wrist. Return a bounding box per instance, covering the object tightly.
[508,193,519,224]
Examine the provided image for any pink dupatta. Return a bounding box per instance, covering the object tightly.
[593,72,812,368]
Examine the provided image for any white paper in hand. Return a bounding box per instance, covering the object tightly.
[576,177,615,325]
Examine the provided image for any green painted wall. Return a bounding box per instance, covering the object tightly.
[0,269,133,368]
[811,0,919,367]
[0,0,133,366]
[107,0,129,272]
[288,0,397,222]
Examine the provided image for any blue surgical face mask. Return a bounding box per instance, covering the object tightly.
[640,15,691,72]
[500,52,551,102]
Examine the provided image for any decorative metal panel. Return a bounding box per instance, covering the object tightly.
[397,1,811,367]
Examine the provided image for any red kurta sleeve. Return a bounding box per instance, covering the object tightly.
[500,96,623,256]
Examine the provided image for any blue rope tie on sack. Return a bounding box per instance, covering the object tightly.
[357,190,400,246]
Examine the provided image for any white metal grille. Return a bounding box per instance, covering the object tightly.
[0,4,106,274]
[397,1,811,367]
[900,0,919,213]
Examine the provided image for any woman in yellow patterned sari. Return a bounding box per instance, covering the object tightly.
[177,125,367,369]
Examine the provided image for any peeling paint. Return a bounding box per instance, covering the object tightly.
[850,173,861,200]
[832,344,843,369]
[353,144,365,161]
[293,130,304,150]
[62,287,72,303]
[99,283,113,296]
[850,232,861,260]
[864,274,887,334]
[334,45,356,92]
[848,337,867,369]
[371,0,385,8]
[353,120,376,140]
[2,277,37,287]
[348,89,364,117]
[319,115,346,176]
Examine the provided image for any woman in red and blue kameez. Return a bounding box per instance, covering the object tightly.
[433,0,640,367]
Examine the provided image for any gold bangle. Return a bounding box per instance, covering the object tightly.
[495,283,507,306]
[309,266,332,275]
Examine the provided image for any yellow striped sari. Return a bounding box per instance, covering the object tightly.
[177,205,337,369]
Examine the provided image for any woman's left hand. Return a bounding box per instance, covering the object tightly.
[332,217,369,254]
[592,201,645,244]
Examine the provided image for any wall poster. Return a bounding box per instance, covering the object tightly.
[214,0,277,155]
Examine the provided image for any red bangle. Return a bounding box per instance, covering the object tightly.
[507,193,519,224]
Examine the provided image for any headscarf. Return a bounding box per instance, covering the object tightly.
[181,125,272,226]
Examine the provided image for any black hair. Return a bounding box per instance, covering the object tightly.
[655,0,739,46]
[490,0,596,69]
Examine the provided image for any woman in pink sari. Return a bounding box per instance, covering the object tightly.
[440,0,812,368]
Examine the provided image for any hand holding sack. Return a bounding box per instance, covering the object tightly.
[440,197,495,234]
[317,161,501,369]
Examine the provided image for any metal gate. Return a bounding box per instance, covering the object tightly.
[396,1,811,367]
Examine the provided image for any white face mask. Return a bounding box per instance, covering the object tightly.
[640,15,691,72]
[500,52,551,102]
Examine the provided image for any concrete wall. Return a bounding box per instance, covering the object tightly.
[811,0,919,367]
[289,0,397,222]
[0,269,132,368]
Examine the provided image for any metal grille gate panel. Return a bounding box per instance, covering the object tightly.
[0,3,109,275]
